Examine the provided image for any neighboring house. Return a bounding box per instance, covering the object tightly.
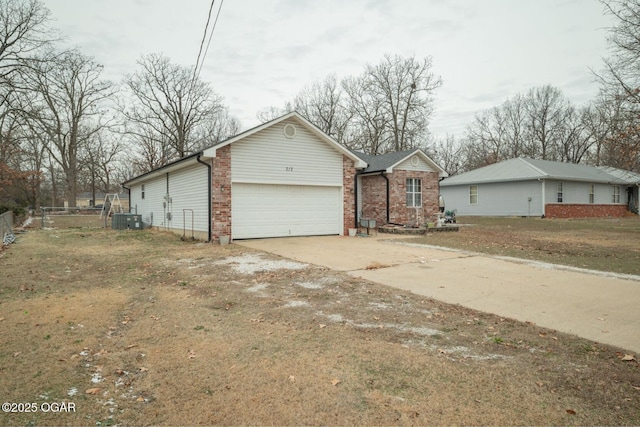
[439,157,640,218]
[354,149,448,227]
[72,192,130,211]
[122,112,446,242]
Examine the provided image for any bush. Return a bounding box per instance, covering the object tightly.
[0,205,26,218]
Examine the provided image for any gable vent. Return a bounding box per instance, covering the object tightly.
[283,123,297,139]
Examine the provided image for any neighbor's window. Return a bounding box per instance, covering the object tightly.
[557,182,563,203]
[141,184,145,200]
[612,185,621,203]
[469,185,478,205]
[589,184,595,204]
[406,178,422,207]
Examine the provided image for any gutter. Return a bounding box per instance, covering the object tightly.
[196,153,212,242]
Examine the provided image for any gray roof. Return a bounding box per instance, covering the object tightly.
[440,157,635,186]
[597,166,640,184]
[354,149,420,173]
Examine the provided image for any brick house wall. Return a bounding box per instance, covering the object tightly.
[211,145,231,242]
[343,156,356,234]
[545,204,628,218]
[360,174,387,226]
[360,170,440,227]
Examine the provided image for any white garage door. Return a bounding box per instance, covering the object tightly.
[232,183,342,239]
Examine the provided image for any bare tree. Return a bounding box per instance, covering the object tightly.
[595,0,640,171]
[341,54,442,153]
[81,130,123,205]
[121,53,226,161]
[23,49,114,207]
[525,85,572,161]
[432,134,465,175]
[293,75,352,144]
[0,0,52,90]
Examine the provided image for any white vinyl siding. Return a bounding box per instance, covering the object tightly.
[231,118,343,186]
[440,181,543,216]
[128,163,208,234]
[167,164,209,233]
[396,155,436,172]
[131,176,165,227]
[232,183,341,239]
[229,118,346,239]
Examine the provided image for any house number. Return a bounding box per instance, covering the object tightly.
[285,167,294,172]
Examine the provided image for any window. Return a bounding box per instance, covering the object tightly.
[612,185,620,203]
[469,185,478,205]
[141,184,145,200]
[406,178,422,207]
[589,184,595,204]
[557,182,563,203]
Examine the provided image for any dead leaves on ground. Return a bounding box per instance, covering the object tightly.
[617,353,637,362]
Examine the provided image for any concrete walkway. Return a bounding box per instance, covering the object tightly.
[237,235,640,354]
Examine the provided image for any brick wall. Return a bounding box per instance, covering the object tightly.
[545,204,628,218]
[343,156,356,234]
[360,170,440,227]
[360,174,387,226]
[211,145,231,242]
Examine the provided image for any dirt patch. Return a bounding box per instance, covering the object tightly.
[0,227,638,426]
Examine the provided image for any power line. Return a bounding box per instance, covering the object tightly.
[192,0,216,84]
[196,0,224,79]
[193,0,224,82]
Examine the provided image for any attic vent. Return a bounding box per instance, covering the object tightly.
[283,123,297,139]
[410,155,419,166]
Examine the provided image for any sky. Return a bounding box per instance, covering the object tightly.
[45,0,613,140]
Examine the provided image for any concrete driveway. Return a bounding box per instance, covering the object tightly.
[238,235,640,354]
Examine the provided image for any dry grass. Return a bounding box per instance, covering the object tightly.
[0,224,639,426]
[412,216,640,275]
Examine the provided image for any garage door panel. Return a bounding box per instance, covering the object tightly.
[232,184,341,239]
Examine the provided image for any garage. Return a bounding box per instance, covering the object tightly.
[231,183,342,239]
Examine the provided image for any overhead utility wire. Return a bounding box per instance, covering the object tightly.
[192,0,216,85]
[196,0,224,80]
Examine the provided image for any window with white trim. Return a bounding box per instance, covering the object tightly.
[141,184,145,200]
[557,182,563,203]
[589,184,595,204]
[406,178,422,207]
[469,185,478,205]
[612,185,621,203]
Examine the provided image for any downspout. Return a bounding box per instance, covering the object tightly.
[121,184,131,213]
[382,172,390,224]
[539,178,546,218]
[196,154,212,242]
[354,171,359,229]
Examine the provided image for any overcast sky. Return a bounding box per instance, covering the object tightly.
[45,0,613,140]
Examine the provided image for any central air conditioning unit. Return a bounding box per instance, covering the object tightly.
[112,213,144,230]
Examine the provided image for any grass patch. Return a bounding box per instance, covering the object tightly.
[409,216,640,275]
[0,227,638,425]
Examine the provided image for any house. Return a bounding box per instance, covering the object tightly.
[122,112,446,242]
[354,149,448,227]
[71,192,130,211]
[439,157,640,218]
